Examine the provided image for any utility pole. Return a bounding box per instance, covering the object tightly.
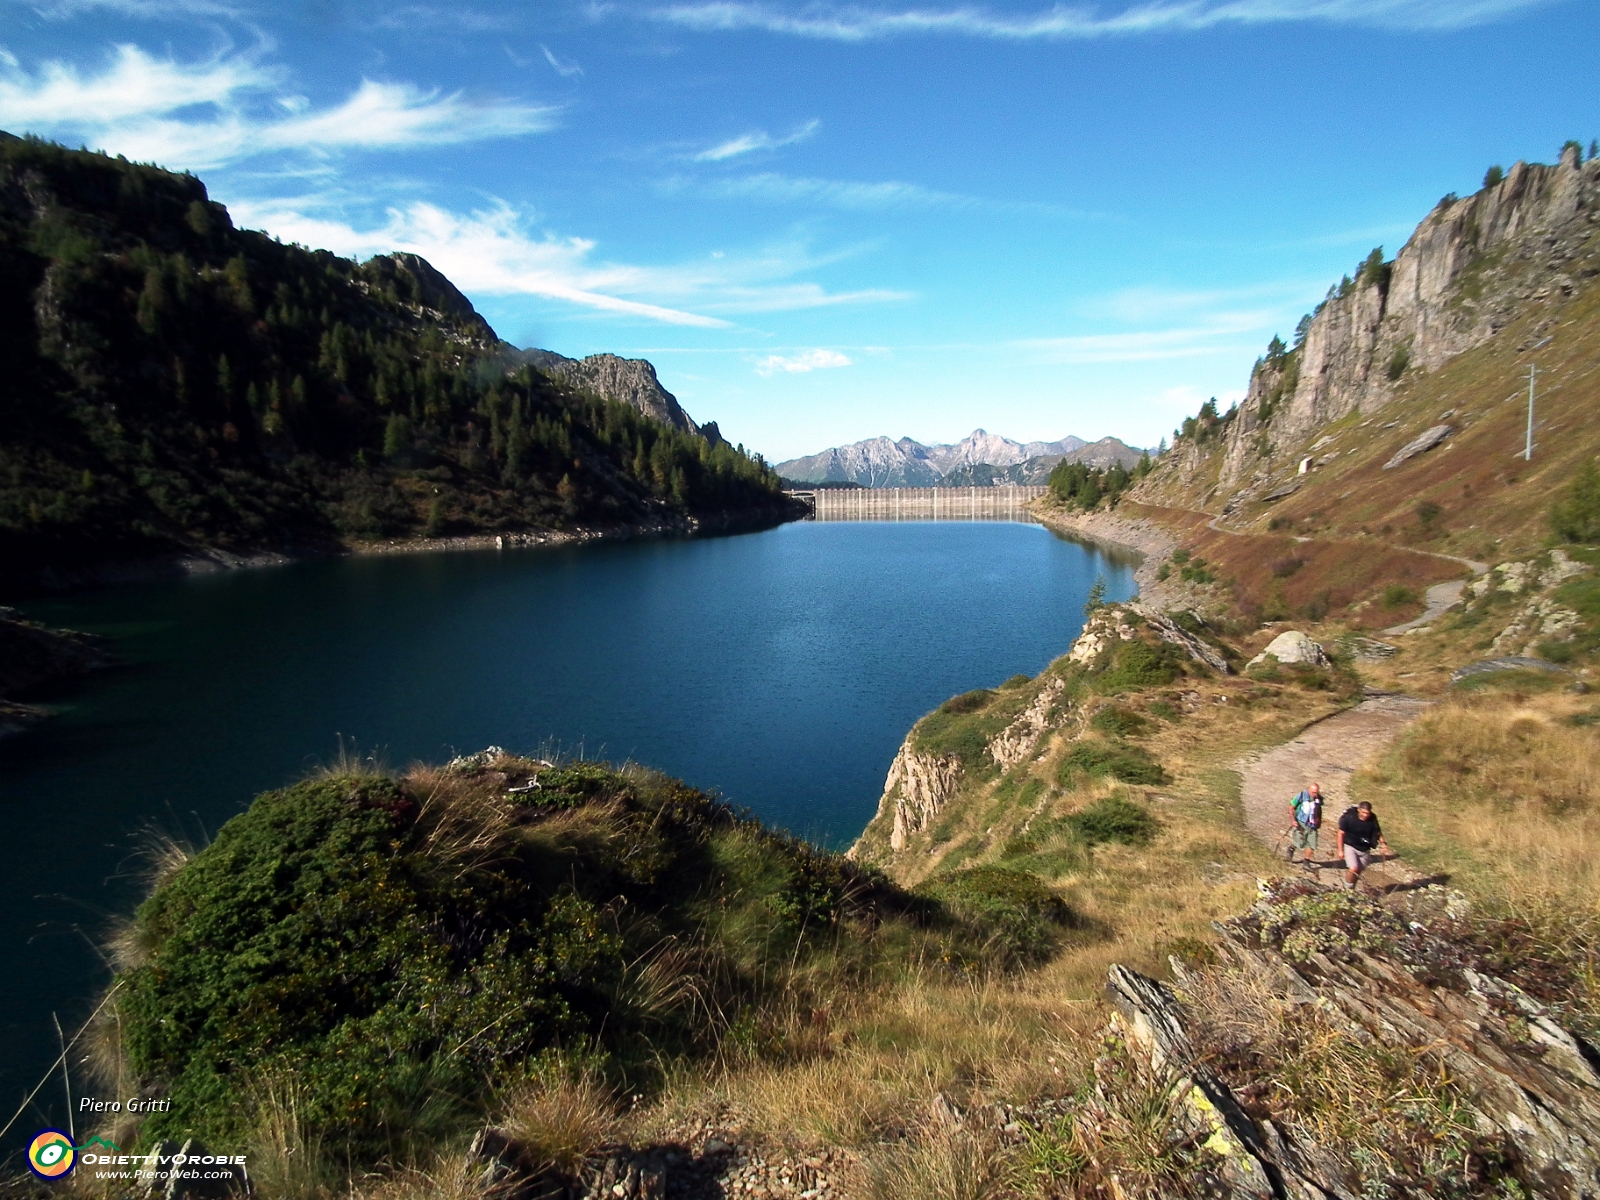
[1525,363,1537,461]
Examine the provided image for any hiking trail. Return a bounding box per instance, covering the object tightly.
[1236,693,1432,891]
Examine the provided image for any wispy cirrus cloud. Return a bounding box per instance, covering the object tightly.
[698,170,985,211]
[695,118,819,161]
[0,44,557,170]
[228,196,908,326]
[541,45,585,76]
[645,0,1552,41]
[755,348,853,374]
[1013,308,1271,364]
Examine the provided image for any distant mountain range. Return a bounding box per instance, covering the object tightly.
[776,429,1145,487]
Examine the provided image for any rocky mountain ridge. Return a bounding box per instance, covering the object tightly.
[779,429,1142,487]
[1143,144,1600,516]
[520,349,715,442]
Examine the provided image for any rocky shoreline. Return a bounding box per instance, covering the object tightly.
[14,503,808,595]
[0,608,117,737]
[1027,500,1184,606]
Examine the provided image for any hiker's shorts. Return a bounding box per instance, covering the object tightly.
[1344,846,1371,873]
[1291,826,1319,851]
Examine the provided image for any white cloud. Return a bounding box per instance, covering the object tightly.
[229,197,906,326]
[689,170,1082,217]
[755,348,853,374]
[1013,312,1269,364]
[0,43,275,125]
[707,171,973,209]
[541,45,585,76]
[694,118,819,161]
[0,44,557,171]
[647,0,1552,41]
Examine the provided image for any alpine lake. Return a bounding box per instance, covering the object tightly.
[0,514,1136,1145]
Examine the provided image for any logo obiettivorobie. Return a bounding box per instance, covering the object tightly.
[27,1129,76,1179]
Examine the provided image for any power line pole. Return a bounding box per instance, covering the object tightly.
[1525,363,1537,461]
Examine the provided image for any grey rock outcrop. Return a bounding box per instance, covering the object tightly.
[1107,880,1600,1199]
[360,252,496,343]
[523,350,705,438]
[986,677,1065,771]
[1382,423,1453,469]
[878,742,965,852]
[1069,603,1230,675]
[1194,147,1600,493]
[1246,630,1328,669]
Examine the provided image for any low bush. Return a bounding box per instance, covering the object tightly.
[1066,794,1159,846]
[940,689,996,715]
[1381,583,1419,608]
[1089,706,1150,738]
[1058,740,1168,786]
[921,866,1075,966]
[1097,640,1183,692]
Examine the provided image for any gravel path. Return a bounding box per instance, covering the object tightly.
[1382,579,1467,635]
[1236,693,1432,891]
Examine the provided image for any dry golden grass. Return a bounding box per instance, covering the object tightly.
[1359,684,1600,1017]
[865,1122,1006,1200]
[347,1153,484,1200]
[242,1075,334,1200]
[1362,686,1600,902]
[499,1071,616,1175]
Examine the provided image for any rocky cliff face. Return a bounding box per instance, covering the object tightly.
[876,742,965,851]
[1174,147,1600,503]
[523,351,707,439]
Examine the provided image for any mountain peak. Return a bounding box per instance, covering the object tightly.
[777,430,1145,486]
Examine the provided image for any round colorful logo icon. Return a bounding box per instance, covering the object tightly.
[27,1129,76,1179]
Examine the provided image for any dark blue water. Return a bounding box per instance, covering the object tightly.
[0,519,1133,1149]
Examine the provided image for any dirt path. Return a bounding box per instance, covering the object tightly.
[1382,578,1471,635]
[1236,693,1432,890]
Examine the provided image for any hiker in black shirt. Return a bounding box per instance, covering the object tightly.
[1336,800,1389,889]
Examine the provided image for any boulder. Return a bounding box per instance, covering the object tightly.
[1382,423,1452,470]
[1247,630,1328,669]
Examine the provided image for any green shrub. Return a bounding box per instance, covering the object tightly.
[1058,740,1168,786]
[1538,641,1576,664]
[1551,459,1600,544]
[1382,583,1420,608]
[922,866,1074,966]
[1067,794,1159,847]
[940,689,996,715]
[1386,345,1411,381]
[1483,164,1505,188]
[1098,639,1183,691]
[1090,707,1150,738]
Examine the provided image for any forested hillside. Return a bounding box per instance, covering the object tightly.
[0,134,795,591]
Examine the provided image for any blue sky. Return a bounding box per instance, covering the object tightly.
[0,0,1594,461]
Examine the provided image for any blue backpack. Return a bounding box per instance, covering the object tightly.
[1293,791,1322,828]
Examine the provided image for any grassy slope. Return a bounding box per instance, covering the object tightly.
[88,753,1073,1183]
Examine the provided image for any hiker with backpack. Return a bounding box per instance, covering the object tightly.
[1336,800,1390,889]
[1284,782,1322,869]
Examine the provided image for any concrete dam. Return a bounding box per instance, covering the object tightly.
[788,486,1048,522]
